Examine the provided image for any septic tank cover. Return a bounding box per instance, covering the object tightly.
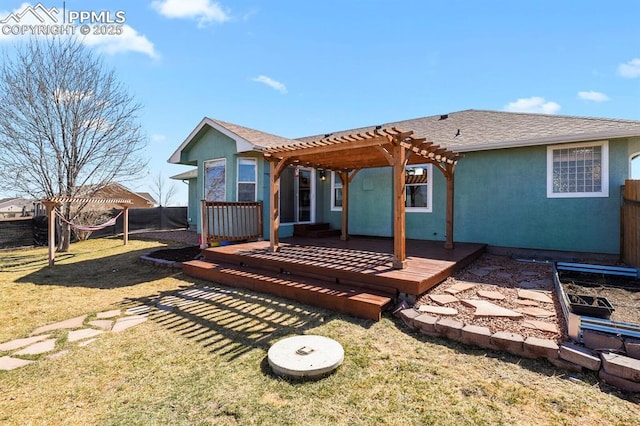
[267,335,344,378]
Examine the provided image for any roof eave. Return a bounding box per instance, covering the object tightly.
[168,117,255,164]
[455,130,640,152]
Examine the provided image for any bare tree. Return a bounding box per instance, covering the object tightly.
[151,171,178,207]
[0,37,148,251]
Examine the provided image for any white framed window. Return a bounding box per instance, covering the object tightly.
[331,171,343,211]
[237,157,257,202]
[405,164,432,212]
[547,141,609,198]
[204,158,226,201]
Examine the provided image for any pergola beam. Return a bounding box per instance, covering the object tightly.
[261,126,462,269]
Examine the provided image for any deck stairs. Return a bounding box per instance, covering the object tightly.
[182,245,394,321]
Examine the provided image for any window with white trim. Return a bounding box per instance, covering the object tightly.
[405,164,432,212]
[237,157,257,202]
[204,158,226,201]
[547,141,609,198]
[331,172,342,211]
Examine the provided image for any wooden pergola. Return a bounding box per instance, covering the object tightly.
[42,197,133,266]
[261,127,461,269]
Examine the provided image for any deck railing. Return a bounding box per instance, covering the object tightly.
[201,201,263,246]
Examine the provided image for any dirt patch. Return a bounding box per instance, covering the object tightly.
[560,271,640,324]
[145,246,202,263]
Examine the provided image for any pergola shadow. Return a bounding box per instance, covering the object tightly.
[120,280,368,361]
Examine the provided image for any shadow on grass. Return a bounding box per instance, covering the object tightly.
[14,246,176,288]
[120,279,370,362]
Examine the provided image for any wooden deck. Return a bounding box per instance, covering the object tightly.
[182,237,486,321]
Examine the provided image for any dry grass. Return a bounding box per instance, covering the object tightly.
[1,239,639,425]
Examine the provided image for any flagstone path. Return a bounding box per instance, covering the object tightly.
[0,308,149,371]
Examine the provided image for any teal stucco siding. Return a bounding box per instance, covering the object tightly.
[453,140,629,254]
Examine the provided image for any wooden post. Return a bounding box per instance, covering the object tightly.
[444,163,456,249]
[200,200,208,249]
[269,160,281,252]
[122,205,129,245]
[339,171,349,241]
[392,144,407,269]
[43,200,58,266]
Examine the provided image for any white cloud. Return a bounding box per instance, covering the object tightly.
[618,58,640,78]
[578,90,610,102]
[82,25,158,59]
[503,96,561,114]
[151,0,229,27]
[252,75,287,94]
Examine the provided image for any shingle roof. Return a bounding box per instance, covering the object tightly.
[210,118,297,148]
[296,110,640,151]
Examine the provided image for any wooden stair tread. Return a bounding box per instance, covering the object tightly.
[183,259,392,320]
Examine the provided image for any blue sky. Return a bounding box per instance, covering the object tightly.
[1,0,639,204]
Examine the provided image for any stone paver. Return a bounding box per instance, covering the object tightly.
[0,334,52,352]
[96,309,121,319]
[30,315,87,336]
[15,338,56,355]
[78,339,98,347]
[516,307,556,318]
[461,299,523,318]
[444,282,476,294]
[559,343,601,371]
[477,290,506,300]
[514,299,540,306]
[495,272,513,279]
[601,352,640,382]
[88,320,114,331]
[429,294,459,305]
[68,328,104,342]
[418,305,458,316]
[0,356,34,370]
[112,315,148,333]
[521,320,558,333]
[517,289,553,304]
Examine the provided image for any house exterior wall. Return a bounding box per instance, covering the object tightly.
[180,126,272,236]
[315,138,630,254]
[179,124,631,255]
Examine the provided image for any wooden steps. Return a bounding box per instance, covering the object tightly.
[293,223,341,238]
[182,259,393,321]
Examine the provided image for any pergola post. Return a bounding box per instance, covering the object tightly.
[269,158,290,252]
[43,200,58,266]
[392,143,408,269]
[122,205,129,245]
[200,200,208,249]
[444,163,456,249]
[339,171,349,241]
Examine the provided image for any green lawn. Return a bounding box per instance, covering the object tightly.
[0,238,638,425]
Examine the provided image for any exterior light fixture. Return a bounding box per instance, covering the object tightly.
[319,170,326,181]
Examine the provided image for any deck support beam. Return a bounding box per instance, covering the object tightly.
[338,169,360,241]
[269,158,291,252]
[392,143,408,269]
[444,163,455,249]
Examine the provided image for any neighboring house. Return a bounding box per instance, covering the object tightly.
[0,198,35,218]
[168,110,640,256]
[76,183,156,209]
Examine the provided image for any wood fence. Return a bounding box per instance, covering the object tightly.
[622,180,640,267]
[201,201,263,246]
